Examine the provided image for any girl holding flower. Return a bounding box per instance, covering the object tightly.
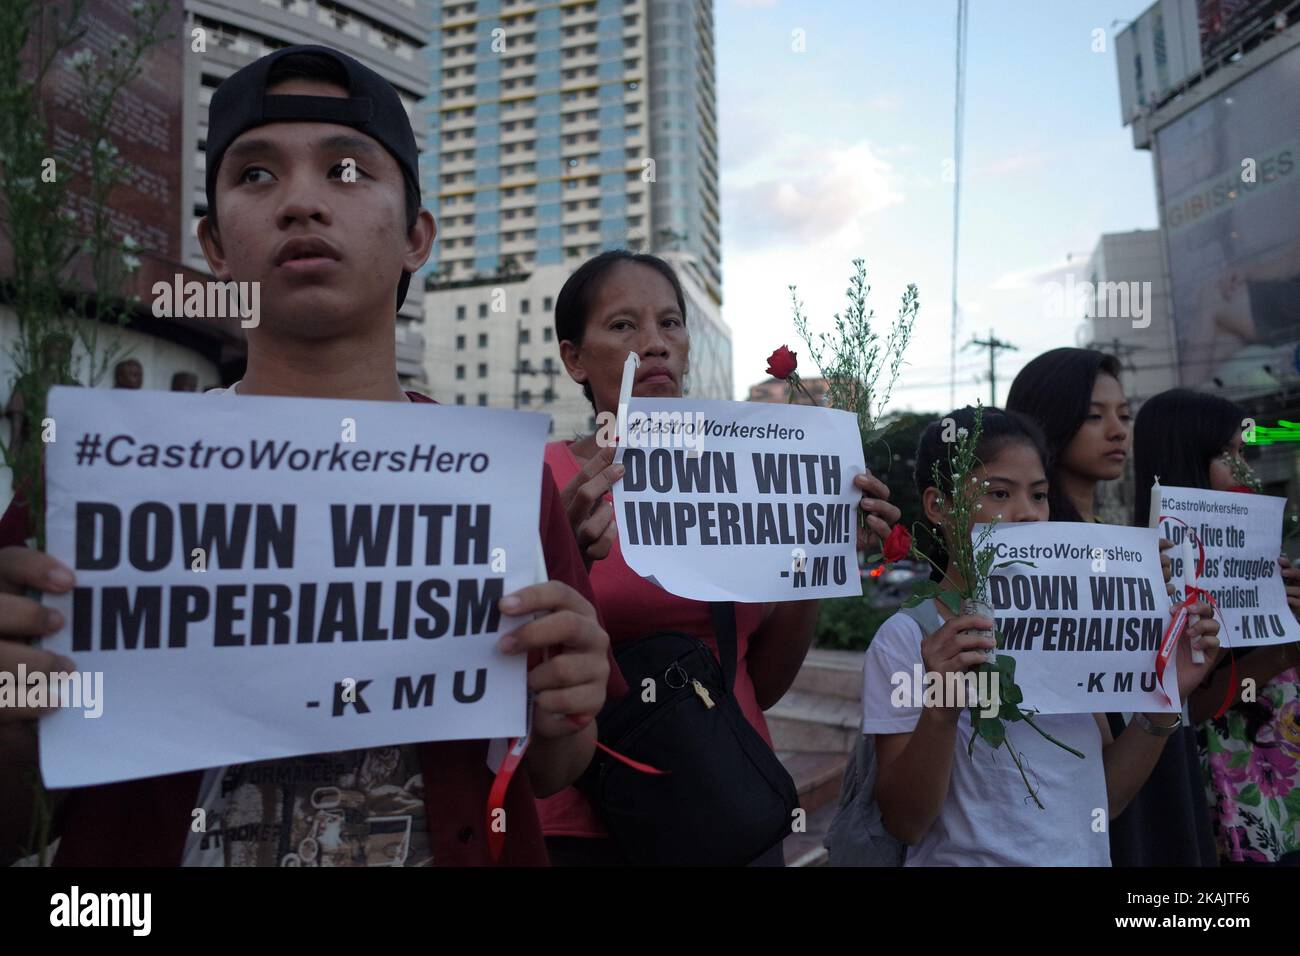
[860,406,1221,865]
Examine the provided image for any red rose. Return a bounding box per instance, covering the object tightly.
[882,524,911,563]
[1226,485,1256,495]
[765,345,798,380]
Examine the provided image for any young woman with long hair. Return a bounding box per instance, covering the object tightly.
[1134,388,1300,865]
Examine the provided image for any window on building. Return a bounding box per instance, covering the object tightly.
[521,299,530,314]
[456,364,465,380]
[543,327,553,342]
[456,394,466,405]
[478,394,487,406]
[456,335,466,350]
[544,296,554,311]
[478,333,488,348]
[478,303,488,318]
[519,328,531,344]
[478,363,488,378]
[456,304,466,320]
[520,390,532,406]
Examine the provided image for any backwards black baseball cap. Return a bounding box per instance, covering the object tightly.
[205,44,422,310]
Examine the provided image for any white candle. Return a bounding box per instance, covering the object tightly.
[613,351,640,466]
[1148,476,1162,530]
[1181,534,1205,664]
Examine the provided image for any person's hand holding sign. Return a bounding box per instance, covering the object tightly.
[0,546,76,724]
[854,469,901,553]
[0,546,76,857]
[496,581,610,796]
[559,444,623,569]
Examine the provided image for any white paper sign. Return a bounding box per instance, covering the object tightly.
[611,394,865,603]
[985,522,1177,714]
[1153,485,1300,649]
[39,387,548,787]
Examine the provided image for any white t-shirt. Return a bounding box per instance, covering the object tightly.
[861,612,1111,867]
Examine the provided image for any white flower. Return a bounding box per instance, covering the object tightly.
[129,1,146,15]
[122,252,141,271]
[66,49,95,71]
[982,480,990,488]
[995,513,1003,520]
[122,234,139,250]
[96,138,118,158]
[956,427,969,439]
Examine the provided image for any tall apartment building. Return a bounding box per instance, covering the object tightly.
[184,0,435,383]
[421,0,731,437]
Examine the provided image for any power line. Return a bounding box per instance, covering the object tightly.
[948,0,969,410]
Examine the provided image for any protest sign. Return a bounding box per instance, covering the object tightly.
[1151,484,1299,649]
[609,383,865,603]
[984,522,1177,714]
[39,386,547,787]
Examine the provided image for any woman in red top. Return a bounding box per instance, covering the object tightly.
[536,251,901,864]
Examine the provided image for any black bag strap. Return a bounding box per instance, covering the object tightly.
[707,601,738,691]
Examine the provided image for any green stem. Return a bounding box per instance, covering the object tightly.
[1021,713,1087,759]
[1003,741,1045,810]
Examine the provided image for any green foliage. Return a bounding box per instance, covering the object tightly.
[790,258,919,453]
[0,0,170,868]
[813,592,895,652]
[863,409,936,545]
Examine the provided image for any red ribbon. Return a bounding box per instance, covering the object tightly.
[485,730,530,863]
[594,739,669,775]
[1152,516,1236,719]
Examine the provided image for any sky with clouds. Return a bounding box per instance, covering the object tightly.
[716,0,1158,412]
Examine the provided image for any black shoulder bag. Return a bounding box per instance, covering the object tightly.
[579,602,799,865]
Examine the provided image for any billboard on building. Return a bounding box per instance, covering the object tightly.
[1115,0,1203,123]
[1154,42,1300,390]
[1197,0,1290,62]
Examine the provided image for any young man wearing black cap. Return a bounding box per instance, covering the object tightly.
[0,46,615,866]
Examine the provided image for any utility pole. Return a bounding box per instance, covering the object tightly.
[966,329,1017,406]
[512,319,521,410]
[1100,336,1141,373]
[513,317,562,408]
